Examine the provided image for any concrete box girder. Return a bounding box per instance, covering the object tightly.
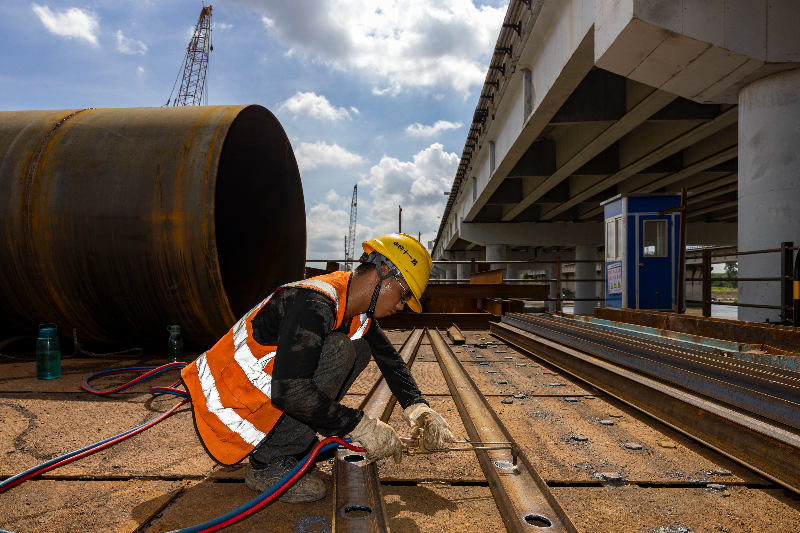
[595,0,800,104]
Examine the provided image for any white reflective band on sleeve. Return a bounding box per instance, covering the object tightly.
[283,279,339,307]
[232,317,275,398]
[196,353,267,446]
[350,313,369,340]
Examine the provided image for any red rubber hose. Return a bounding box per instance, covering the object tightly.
[197,437,364,533]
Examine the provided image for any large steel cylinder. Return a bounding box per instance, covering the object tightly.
[0,105,306,344]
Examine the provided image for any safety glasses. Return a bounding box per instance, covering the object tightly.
[394,276,413,306]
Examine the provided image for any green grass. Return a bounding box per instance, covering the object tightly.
[711,286,737,294]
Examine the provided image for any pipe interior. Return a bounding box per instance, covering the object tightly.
[215,105,306,318]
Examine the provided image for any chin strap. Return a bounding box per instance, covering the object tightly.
[360,252,400,317]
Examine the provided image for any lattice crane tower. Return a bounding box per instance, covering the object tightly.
[167,6,213,107]
[344,185,358,271]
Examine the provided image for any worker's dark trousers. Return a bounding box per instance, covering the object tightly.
[250,332,371,466]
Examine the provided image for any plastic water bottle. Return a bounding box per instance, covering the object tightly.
[36,323,61,380]
[167,325,183,363]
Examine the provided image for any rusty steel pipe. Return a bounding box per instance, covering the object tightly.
[333,328,424,533]
[0,105,305,344]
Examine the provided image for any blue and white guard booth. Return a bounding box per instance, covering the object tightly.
[601,193,682,310]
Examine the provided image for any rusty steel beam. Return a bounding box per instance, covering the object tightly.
[427,328,578,533]
[491,321,800,496]
[0,106,305,344]
[422,284,549,299]
[379,312,499,329]
[333,329,424,533]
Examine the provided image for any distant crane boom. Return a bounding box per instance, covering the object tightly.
[167,6,213,107]
[344,185,358,271]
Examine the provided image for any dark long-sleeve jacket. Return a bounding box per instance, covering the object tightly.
[249,284,427,436]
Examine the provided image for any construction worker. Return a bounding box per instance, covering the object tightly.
[181,233,454,503]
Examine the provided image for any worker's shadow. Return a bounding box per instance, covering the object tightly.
[381,484,458,533]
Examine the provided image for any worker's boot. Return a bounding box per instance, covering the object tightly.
[245,455,326,503]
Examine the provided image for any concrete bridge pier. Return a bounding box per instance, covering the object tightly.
[486,244,507,274]
[738,68,800,323]
[574,245,598,315]
[457,262,470,282]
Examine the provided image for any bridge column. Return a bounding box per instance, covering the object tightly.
[486,245,507,273]
[574,245,597,315]
[546,264,557,312]
[506,263,519,284]
[738,68,800,323]
[457,262,470,282]
[445,269,456,284]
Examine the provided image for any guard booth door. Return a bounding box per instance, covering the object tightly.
[636,214,675,310]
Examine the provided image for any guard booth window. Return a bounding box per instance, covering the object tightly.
[606,218,621,259]
[643,220,668,257]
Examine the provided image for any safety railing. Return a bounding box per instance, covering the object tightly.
[305,258,605,312]
[684,242,798,325]
[309,249,800,325]
[425,258,606,313]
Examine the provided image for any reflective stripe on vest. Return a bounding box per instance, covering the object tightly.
[182,271,371,465]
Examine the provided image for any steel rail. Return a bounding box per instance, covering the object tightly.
[427,328,578,533]
[491,321,800,495]
[501,314,800,430]
[332,328,424,533]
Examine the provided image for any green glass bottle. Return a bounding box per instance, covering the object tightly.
[167,325,183,363]
[36,323,61,380]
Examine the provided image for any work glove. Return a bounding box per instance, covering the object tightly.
[403,403,455,451]
[347,414,404,464]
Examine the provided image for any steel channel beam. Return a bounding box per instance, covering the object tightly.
[491,322,800,495]
[509,314,800,392]
[333,328,424,533]
[502,315,800,430]
[514,313,800,386]
[508,314,800,388]
[428,328,577,533]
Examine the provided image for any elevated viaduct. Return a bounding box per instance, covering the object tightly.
[431,0,800,322]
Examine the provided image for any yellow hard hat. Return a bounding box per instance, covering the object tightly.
[362,233,432,313]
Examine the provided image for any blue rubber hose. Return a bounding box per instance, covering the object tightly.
[169,442,342,533]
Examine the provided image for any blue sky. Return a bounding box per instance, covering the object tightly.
[1,0,507,259]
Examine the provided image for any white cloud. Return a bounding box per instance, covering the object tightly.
[405,120,462,137]
[324,189,344,204]
[279,91,354,122]
[115,30,147,55]
[137,66,144,75]
[214,22,233,30]
[305,201,375,260]
[359,143,458,236]
[230,0,506,96]
[294,141,365,171]
[304,144,457,258]
[32,3,99,45]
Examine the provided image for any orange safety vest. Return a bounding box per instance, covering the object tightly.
[181,271,372,465]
